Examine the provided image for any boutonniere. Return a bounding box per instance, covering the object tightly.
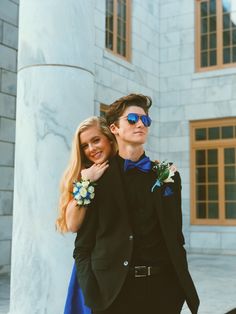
[151,161,177,192]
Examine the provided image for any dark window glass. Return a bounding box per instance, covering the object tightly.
[196,150,206,165]
[225,184,236,200]
[208,127,220,139]
[210,0,216,14]
[208,202,219,218]
[197,185,206,201]
[210,16,216,31]
[225,166,236,182]
[226,202,236,218]
[223,14,231,29]
[224,148,235,164]
[208,167,218,182]
[223,47,231,63]
[223,30,231,46]
[210,50,217,65]
[233,47,236,62]
[196,128,207,140]
[210,33,216,48]
[197,202,206,218]
[201,52,208,67]
[201,35,208,49]
[201,2,208,17]
[222,126,234,138]
[208,184,218,200]
[208,149,218,165]
[201,18,208,33]
[196,168,206,183]
[233,30,236,44]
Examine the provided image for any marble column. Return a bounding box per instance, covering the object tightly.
[10,1,94,313]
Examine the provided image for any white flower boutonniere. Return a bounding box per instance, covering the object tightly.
[151,161,177,192]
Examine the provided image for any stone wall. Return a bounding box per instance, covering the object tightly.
[94,0,160,159]
[159,0,236,253]
[0,0,18,274]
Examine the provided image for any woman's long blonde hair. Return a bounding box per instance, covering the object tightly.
[56,116,117,233]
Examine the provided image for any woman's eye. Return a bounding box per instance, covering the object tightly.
[93,138,100,144]
[81,144,88,150]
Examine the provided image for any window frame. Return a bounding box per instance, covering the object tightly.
[105,0,132,61]
[195,0,236,72]
[190,117,236,226]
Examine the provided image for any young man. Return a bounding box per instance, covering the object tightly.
[74,94,199,314]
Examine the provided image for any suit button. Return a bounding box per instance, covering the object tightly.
[123,260,129,266]
[129,235,133,240]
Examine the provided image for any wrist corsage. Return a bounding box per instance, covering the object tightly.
[73,179,95,206]
[151,161,177,192]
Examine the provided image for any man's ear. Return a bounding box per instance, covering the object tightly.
[110,123,118,135]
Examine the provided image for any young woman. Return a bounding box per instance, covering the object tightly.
[56,116,117,314]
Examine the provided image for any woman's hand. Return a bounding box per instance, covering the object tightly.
[81,161,109,182]
[66,199,87,233]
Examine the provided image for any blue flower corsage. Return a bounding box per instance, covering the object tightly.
[73,179,95,206]
[151,161,177,192]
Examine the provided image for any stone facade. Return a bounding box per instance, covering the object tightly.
[0,0,18,274]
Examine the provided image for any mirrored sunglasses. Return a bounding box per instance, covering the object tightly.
[126,113,152,127]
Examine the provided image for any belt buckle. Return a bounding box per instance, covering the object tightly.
[134,266,151,278]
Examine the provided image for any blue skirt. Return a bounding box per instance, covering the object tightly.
[64,262,91,314]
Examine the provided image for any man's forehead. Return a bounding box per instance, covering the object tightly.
[122,105,146,115]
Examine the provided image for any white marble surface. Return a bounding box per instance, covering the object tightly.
[10,0,95,312]
[18,0,94,73]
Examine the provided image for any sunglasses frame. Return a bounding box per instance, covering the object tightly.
[125,113,152,127]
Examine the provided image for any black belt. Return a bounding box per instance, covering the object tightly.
[128,265,162,278]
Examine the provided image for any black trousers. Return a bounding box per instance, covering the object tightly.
[93,268,185,314]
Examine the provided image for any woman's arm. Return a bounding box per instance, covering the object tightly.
[66,161,109,233]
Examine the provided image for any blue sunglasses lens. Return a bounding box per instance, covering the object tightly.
[127,113,151,127]
[127,113,139,124]
[141,115,152,127]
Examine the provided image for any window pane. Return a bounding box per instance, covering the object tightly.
[196,167,206,183]
[106,32,113,49]
[208,184,218,200]
[117,38,126,56]
[210,0,216,15]
[225,166,236,182]
[210,16,216,32]
[224,148,235,164]
[225,184,236,200]
[226,202,236,218]
[208,149,217,165]
[223,30,231,46]
[195,128,207,140]
[222,126,234,138]
[210,50,217,65]
[223,47,231,63]
[117,0,126,19]
[210,33,216,48]
[201,18,208,33]
[197,185,206,201]
[201,2,208,17]
[233,47,236,62]
[196,150,206,165]
[201,52,208,67]
[208,127,220,139]
[233,30,236,44]
[208,203,219,218]
[201,35,208,49]
[223,13,231,29]
[197,202,206,218]
[208,167,218,182]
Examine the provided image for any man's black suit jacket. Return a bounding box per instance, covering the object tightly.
[74,156,200,313]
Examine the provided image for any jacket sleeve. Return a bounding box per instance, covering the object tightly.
[73,198,98,275]
[175,171,185,246]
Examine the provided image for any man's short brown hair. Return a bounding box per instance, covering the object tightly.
[106,93,152,126]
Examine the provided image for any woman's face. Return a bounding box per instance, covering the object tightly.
[80,125,112,164]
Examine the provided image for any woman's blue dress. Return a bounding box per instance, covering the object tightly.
[64,262,91,314]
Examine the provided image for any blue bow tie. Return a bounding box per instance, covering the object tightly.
[124,156,151,173]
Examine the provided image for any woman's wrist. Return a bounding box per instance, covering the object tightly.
[72,179,95,206]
